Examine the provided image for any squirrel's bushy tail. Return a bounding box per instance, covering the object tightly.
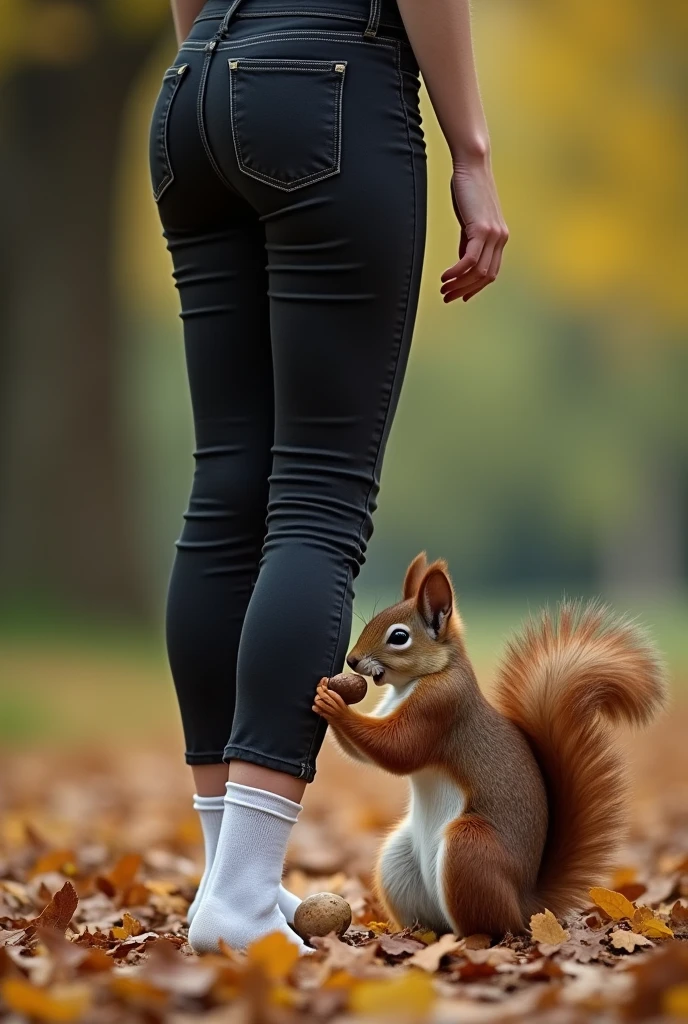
[493,600,667,919]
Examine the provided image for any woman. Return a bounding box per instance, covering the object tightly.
[149,0,507,954]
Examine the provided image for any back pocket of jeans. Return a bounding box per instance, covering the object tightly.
[228,57,347,191]
[149,63,189,202]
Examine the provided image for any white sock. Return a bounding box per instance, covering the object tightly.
[187,794,302,926]
[187,795,224,924]
[188,782,309,954]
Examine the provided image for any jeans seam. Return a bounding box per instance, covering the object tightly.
[153,66,188,202]
[222,743,310,777]
[196,47,243,196]
[180,30,399,51]
[299,37,414,781]
[228,58,346,192]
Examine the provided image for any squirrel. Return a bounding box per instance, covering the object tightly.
[313,552,667,938]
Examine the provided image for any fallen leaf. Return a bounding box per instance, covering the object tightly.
[589,886,636,921]
[408,932,463,972]
[106,854,141,893]
[530,908,570,946]
[246,931,299,982]
[632,906,674,939]
[349,969,435,1014]
[1,977,90,1021]
[609,929,653,953]
[109,975,169,1008]
[33,882,78,933]
[670,901,688,927]
[377,933,425,958]
[663,982,688,1017]
[111,912,142,940]
[29,851,77,880]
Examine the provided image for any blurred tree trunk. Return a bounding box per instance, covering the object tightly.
[599,456,685,600]
[0,25,165,619]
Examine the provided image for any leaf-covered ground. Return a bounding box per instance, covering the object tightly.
[0,705,687,1023]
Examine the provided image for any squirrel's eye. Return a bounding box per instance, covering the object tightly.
[388,628,410,647]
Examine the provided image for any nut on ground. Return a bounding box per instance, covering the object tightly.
[293,892,352,941]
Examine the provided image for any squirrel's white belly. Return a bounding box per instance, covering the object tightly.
[409,768,465,919]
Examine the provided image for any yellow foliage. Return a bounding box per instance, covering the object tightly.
[664,983,688,1018]
[349,970,435,1016]
[529,908,570,946]
[1,979,90,1022]
[245,931,300,983]
[632,905,674,939]
[589,886,636,920]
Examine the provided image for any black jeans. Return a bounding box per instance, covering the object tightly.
[149,0,427,781]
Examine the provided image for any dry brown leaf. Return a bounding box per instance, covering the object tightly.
[609,929,653,953]
[670,901,688,926]
[107,854,142,893]
[33,882,79,933]
[377,933,426,959]
[530,908,570,946]
[589,886,636,921]
[408,932,463,972]
[29,851,77,880]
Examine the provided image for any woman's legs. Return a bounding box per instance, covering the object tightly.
[151,3,426,952]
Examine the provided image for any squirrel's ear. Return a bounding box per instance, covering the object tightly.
[402,551,428,600]
[417,566,453,638]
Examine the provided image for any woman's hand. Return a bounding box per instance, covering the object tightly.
[440,153,509,304]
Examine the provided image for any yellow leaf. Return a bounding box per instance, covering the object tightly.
[30,850,77,879]
[109,977,168,1008]
[349,970,435,1015]
[529,908,570,946]
[411,930,437,946]
[246,931,299,982]
[589,886,636,921]
[1,978,90,1022]
[366,921,391,934]
[610,866,638,889]
[664,983,688,1018]
[632,906,674,939]
[409,933,463,972]
[112,911,142,940]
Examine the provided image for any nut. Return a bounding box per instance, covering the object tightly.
[327,673,367,705]
[293,892,352,941]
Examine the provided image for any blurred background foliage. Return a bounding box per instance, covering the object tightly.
[0,0,686,746]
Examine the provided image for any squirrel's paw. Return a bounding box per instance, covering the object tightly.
[313,678,349,720]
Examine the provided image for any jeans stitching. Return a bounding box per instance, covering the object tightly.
[298,35,416,779]
[228,58,346,191]
[180,29,399,51]
[153,66,188,202]
[196,47,242,195]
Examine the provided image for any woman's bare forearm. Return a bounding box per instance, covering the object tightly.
[170,0,206,46]
[396,0,489,163]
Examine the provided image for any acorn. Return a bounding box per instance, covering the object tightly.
[327,672,368,705]
[293,892,352,942]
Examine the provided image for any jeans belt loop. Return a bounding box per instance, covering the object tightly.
[363,0,380,38]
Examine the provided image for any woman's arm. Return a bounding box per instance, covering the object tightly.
[396,0,509,302]
[170,0,207,47]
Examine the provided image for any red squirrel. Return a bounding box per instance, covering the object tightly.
[313,552,667,937]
